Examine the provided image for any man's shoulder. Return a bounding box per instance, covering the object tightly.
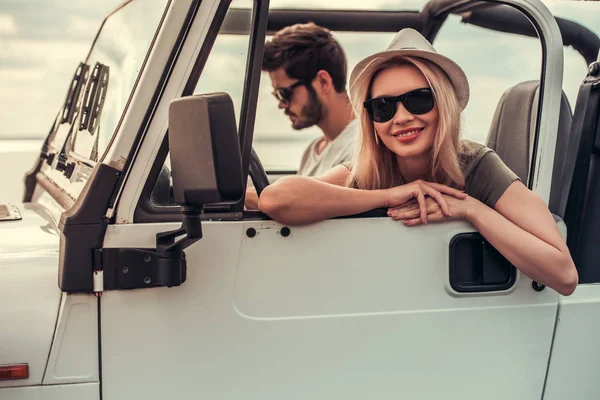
[328,121,358,164]
[301,136,322,156]
[297,136,322,174]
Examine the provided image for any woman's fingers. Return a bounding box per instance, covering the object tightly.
[389,200,418,212]
[425,182,467,199]
[388,199,441,219]
[404,209,445,226]
[387,181,466,222]
[388,202,414,212]
[403,217,421,226]
[416,191,428,225]
[421,185,451,217]
[389,193,443,219]
[388,208,420,219]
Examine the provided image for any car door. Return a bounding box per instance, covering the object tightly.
[99,0,565,399]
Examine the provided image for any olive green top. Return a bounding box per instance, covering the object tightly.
[344,141,520,209]
[460,141,520,208]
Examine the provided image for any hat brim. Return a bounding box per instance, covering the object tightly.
[349,49,470,110]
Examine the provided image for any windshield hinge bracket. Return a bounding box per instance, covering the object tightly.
[92,248,104,296]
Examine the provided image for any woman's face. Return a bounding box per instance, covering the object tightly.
[369,64,439,160]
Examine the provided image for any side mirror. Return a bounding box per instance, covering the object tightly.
[150,93,243,261]
[132,93,245,289]
[168,93,244,208]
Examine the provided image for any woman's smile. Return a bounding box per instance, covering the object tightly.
[391,127,425,142]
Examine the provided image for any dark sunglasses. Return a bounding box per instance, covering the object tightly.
[271,80,306,104]
[363,88,435,123]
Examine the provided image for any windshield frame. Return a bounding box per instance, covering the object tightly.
[35,0,175,208]
[71,0,173,163]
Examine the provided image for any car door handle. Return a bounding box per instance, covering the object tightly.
[449,233,516,293]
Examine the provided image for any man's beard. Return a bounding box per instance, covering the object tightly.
[289,87,323,130]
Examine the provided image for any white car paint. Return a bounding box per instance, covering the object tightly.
[0,203,61,388]
[0,383,99,400]
[543,284,600,400]
[0,140,43,204]
[42,293,99,385]
[100,219,559,399]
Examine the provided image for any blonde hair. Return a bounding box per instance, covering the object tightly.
[347,56,467,190]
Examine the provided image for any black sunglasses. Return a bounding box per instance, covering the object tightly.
[363,88,435,123]
[272,80,306,104]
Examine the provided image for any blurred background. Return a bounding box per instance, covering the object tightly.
[0,0,598,196]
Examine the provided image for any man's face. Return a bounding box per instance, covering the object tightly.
[269,68,322,130]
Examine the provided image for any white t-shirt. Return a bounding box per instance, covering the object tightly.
[296,120,358,177]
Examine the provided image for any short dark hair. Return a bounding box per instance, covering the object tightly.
[262,23,347,93]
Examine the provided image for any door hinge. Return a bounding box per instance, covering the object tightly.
[92,247,187,292]
[88,208,201,293]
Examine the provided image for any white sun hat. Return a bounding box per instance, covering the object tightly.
[349,28,470,109]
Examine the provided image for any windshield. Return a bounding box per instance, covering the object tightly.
[70,0,169,161]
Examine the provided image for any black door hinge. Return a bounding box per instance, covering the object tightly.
[91,248,186,292]
[88,208,202,293]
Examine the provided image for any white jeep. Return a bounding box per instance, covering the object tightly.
[1,0,600,399]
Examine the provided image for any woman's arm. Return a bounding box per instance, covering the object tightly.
[259,165,466,226]
[258,166,387,225]
[389,183,578,295]
[467,181,578,296]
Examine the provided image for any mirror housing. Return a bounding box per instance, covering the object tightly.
[142,93,245,276]
[168,93,244,209]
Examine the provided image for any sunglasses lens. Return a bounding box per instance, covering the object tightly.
[365,88,435,123]
[404,89,434,115]
[273,88,290,103]
[370,98,397,123]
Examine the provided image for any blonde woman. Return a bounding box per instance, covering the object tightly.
[258,29,578,295]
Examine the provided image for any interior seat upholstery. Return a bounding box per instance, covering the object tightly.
[485,80,573,215]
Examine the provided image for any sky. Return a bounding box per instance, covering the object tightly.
[0,0,599,168]
[0,0,124,139]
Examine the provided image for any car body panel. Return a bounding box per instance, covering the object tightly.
[543,284,600,400]
[100,220,558,399]
[0,382,99,400]
[42,293,99,385]
[0,203,61,387]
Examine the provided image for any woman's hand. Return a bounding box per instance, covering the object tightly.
[387,193,475,226]
[384,180,467,225]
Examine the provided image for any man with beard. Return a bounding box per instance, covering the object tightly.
[245,22,357,208]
